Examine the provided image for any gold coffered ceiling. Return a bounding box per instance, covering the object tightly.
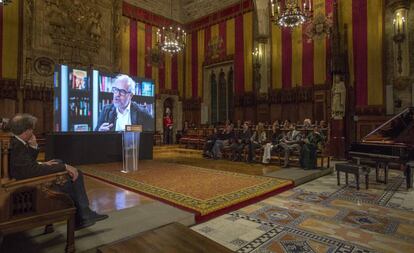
[124,0,241,23]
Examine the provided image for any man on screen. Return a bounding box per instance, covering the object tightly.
[96,74,153,131]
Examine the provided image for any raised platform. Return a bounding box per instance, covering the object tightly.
[1,201,194,253]
[98,222,232,253]
[264,166,333,186]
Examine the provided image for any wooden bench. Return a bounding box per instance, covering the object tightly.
[98,222,232,253]
[276,148,330,169]
[0,132,76,253]
[335,162,371,190]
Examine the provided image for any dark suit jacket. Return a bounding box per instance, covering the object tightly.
[95,101,154,131]
[9,137,66,180]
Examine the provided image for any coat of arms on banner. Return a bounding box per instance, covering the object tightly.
[145,47,165,68]
[206,36,224,60]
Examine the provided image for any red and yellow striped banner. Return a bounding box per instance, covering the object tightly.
[121,18,184,96]
[271,0,333,89]
[0,2,19,79]
[339,0,383,106]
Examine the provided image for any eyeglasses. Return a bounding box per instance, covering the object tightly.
[112,87,131,96]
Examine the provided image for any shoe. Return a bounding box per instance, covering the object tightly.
[89,212,109,222]
[75,219,95,230]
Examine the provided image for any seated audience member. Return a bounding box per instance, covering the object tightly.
[176,120,189,143]
[248,123,267,163]
[303,118,312,129]
[211,124,235,159]
[279,124,303,167]
[300,126,326,170]
[262,121,284,164]
[230,121,251,161]
[235,119,242,130]
[203,126,219,158]
[282,120,291,129]
[8,114,108,230]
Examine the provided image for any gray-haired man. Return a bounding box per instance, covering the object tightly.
[96,74,153,131]
[8,114,108,230]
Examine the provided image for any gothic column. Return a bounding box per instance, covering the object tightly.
[385,0,411,114]
[254,0,270,95]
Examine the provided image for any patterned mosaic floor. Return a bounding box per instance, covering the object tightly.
[192,171,414,253]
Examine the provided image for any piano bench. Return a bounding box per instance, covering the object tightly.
[335,163,371,190]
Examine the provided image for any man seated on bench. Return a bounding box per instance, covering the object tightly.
[279,123,303,168]
[211,124,235,159]
[300,126,325,170]
[230,121,251,161]
[8,113,108,230]
[203,126,218,158]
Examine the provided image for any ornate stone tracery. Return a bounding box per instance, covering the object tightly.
[22,0,119,87]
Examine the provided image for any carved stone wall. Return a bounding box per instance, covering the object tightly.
[23,0,122,87]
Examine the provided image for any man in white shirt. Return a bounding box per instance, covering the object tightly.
[96,74,153,131]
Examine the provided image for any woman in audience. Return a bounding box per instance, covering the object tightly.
[300,126,326,170]
[248,122,266,163]
[262,121,284,164]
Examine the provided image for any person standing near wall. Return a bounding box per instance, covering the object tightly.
[163,107,173,144]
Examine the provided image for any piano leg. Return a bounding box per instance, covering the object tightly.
[356,174,360,190]
[375,162,389,184]
[405,164,413,189]
[337,170,340,186]
[385,164,389,185]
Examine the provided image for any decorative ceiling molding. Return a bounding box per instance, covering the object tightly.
[123,1,182,28]
[123,0,253,27]
[185,0,253,32]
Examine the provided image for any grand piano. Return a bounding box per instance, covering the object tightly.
[349,107,414,188]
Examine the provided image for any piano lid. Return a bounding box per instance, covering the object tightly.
[362,107,414,145]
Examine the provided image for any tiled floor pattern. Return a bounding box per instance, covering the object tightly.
[192,171,414,253]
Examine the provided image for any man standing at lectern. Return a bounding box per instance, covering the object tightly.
[96,74,153,131]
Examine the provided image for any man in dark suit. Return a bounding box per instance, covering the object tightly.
[96,74,153,131]
[9,114,108,230]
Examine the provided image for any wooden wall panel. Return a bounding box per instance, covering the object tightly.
[0,99,16,119]
[269,104,282,123]
[282,104,298,123]
[298,103,313,121]
[256,104,269,123]
[356,115,388,141]
[24,100,44,135]
[234,107,244,123]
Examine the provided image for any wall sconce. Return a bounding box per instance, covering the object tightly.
[393,9,408,75]
[252,47,262,67]
[252,45,263,93]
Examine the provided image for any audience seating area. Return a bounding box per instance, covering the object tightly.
[177,121,331,169]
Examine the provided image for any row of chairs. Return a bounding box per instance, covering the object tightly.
[216,144,330,169]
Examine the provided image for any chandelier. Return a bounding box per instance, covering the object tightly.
[0,0,12,5]
[156,0,186,54]
[270,0,313,28]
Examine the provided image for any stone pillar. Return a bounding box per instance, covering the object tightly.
[386,0,412,113]
[254,0,270,95]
